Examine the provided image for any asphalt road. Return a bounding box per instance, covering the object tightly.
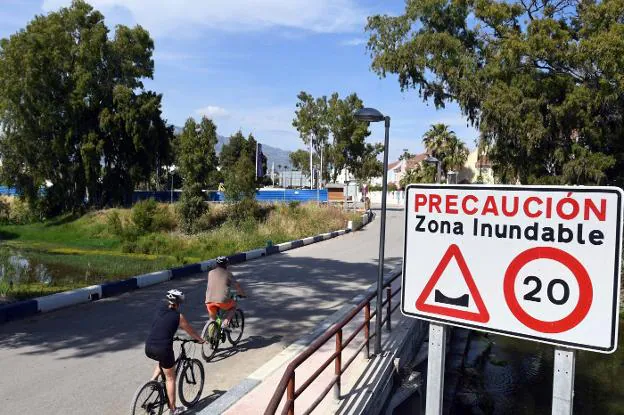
[0,207,405,414]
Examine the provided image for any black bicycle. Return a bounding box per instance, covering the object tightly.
[131,337,205,415]
[201,296,245,362]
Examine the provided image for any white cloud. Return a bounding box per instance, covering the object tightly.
[195,105,230,119]
[340,38,367,47]
[42,0,368,37]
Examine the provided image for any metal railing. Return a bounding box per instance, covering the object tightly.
[265,270,402,415]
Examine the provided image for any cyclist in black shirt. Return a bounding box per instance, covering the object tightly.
[145,289,205,415]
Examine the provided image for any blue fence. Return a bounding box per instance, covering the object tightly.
[0,186,18,196]
[132,189,328,204]
[256,189,328,203]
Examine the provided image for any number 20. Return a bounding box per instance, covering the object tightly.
[523,276,570,305]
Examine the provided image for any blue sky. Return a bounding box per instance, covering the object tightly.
[0,0,479,162]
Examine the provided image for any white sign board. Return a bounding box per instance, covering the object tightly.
[401,184,623,353]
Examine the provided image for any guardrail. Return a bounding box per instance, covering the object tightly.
[265,270,402,415]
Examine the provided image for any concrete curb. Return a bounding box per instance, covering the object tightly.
[200,263,401,415]
[0,211,374,325]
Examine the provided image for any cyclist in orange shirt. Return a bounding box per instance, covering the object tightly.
[205,256,246,329]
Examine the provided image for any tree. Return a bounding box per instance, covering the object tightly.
[224,152,256,201]
[399,149,414,161]
[220,131,260,200]
[175,116,219,233]
[443,135,470,173]
[400,164,437,188]
[421,124,469,175]
[220,130,266,186]
[292,92,328,186]
[366,0,624,186]
[326,93,375,182]
[422,124,453,161]
[0,1,172,213]
[176,116,219,190]
[289,149,319,176]
[293,91,380,185]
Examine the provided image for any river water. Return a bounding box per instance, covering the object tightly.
[450,319,624,414]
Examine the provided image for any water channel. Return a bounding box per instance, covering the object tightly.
[391,318,624,415]
[448,320,624,414]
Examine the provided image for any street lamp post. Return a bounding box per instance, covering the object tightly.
[424,155,442,184]
[354,107,390,356]
[167,165,176,204]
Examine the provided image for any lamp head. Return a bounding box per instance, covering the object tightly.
[354,107,385,123]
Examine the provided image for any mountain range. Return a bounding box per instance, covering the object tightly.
[173,126,292,171]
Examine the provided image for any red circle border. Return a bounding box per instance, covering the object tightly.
[503,247,593,334]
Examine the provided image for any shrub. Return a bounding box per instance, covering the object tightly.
[131,199,159,234]
[194,208,227,232]
[228,198,262,223]
[0,198,10,224]
[177,184,207,234]
[288,201,301,210]
[9,197,36,224]
[136,233,171,255]
[152,205,176,232]
[130,199,176,234]
[121,240,138,253]
[106,210,123,236]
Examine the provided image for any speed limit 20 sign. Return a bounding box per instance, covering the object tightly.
[401,185,623,353]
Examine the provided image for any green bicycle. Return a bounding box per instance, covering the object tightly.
[201,296,245,362]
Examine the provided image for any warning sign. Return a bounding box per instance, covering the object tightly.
[401,185,623,353]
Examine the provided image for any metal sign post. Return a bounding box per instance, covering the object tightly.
[552,348,576,415]
[425,323,448,415]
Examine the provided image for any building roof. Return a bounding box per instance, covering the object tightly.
[405,153,428,169]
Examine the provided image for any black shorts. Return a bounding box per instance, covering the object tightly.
[145,343,175,369]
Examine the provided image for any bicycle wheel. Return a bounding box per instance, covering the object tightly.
[131,380,165,415]
[201,321,220,362]
[178,358,205,407]
[226,309,245,346]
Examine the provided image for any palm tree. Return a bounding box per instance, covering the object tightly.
[443,135,469,172]
[422,124,454,159]
[422,123,469,174]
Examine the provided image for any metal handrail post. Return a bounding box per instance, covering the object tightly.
[364,303,370,359]
[386,286,392,331]
[287,375,295,415]
[334,329,343,400]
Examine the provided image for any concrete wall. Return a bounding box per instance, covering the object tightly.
[369,190,406,206]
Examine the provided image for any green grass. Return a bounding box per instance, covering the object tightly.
[0,202,362,302]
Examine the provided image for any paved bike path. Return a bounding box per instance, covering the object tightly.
[0,209,405,414]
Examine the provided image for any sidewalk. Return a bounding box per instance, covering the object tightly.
[204,276,424,415]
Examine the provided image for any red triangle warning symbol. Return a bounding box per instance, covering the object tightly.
[415,244,490,323]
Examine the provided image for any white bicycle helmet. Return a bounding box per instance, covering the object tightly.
[166,289,185,305]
